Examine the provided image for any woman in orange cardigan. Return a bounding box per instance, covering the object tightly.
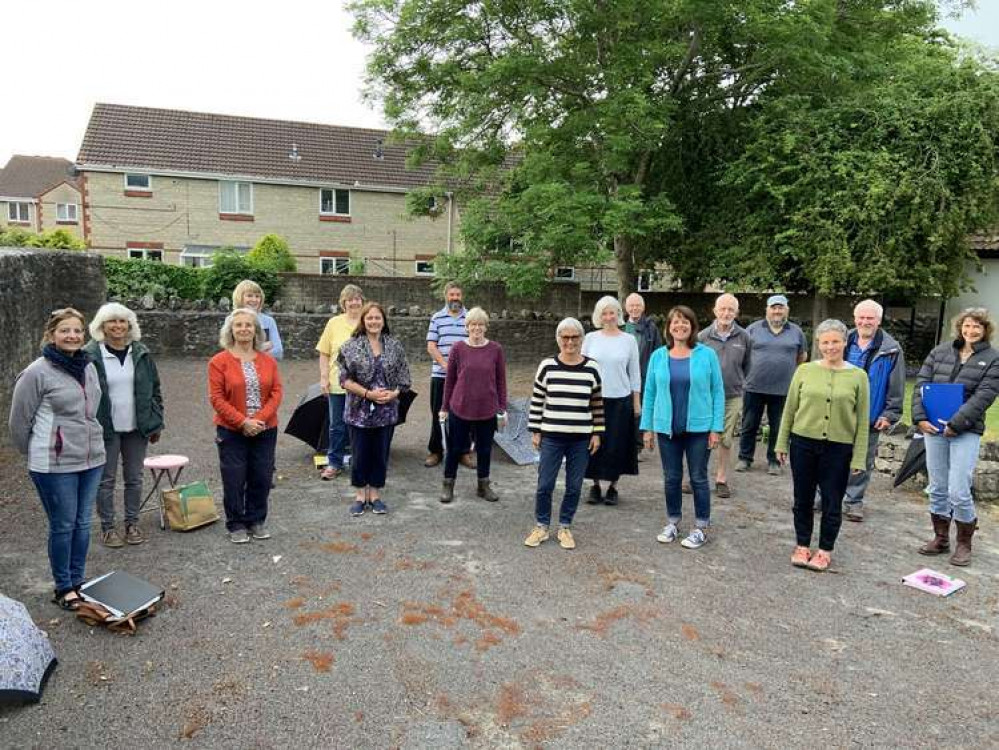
[209,308,283,544]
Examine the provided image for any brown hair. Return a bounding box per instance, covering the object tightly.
[41,307,86,347]
[663,305,699,348]
[953,307,994,345]
[353,302,391,337]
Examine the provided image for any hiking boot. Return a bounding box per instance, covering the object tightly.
[918,513,951,555]
[124,524,145,545]
[424,453,442,468]
[440,478,456,504]
[734,459,751,473]
[349,500,366,517]
[557,527,576,550]
[603,486,619,506]
[459,453,476,470]
[586,484,603,505]
[370,499,388,514]
[229,529,250,544]
[949,519,977,567]
[845,504,864,522]
[524,526,550,547]
[806,549,831,571]
[250,523,271,540]
[656,523,679,544]
[790,546,811,568]
[680,528,707,549]
[715,482,731,499]
[767,462,781,476]
[101,528,125,549]
[476,478,498,502]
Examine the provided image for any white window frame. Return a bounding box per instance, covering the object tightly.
[219,181,253,215]
[319,188,351,216]
[320,257,351,275]
[415,260,435,276]
[180,251,213,268]
[637,270,652,292]
[124,173,152,191]
[7,202,31,223]
[57,203,78,222]
[127,248,163,262]
[554,266,575,281]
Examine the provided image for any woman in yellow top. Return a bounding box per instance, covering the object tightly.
[776,319,869,572]
[316,284,365,480]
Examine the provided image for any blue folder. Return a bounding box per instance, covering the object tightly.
[921,383,965,427]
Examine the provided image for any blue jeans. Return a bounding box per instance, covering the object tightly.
[326,393,348,469]
[216,426,277,532]
[534,435,590,527]
[925,432,981,523]
[30,466,103,593]
[657,432,711,527]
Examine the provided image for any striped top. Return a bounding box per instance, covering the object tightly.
[528,355,605,436]
[427,306,468,378]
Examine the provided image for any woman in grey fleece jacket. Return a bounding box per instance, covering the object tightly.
[8,308,106,610]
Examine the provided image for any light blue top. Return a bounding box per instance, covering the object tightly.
[582,330,641,399]
[640,344,725,436]
[256,311,283,361]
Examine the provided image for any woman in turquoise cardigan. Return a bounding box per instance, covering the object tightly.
[641,306,725,549]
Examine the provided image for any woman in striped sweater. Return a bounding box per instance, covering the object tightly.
[526,318,605,550]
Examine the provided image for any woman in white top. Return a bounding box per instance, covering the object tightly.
[582,296,642,506]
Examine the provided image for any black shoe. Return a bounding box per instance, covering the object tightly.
[604,486,619,506]
[586,484,603,505]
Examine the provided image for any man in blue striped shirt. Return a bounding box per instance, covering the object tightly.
[425,281,472,467]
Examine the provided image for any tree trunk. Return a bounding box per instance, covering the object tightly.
[810,293,829,360]
[614,234,635,302]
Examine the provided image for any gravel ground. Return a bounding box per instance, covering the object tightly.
[1,357,997,748]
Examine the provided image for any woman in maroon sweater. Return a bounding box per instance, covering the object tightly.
[439,307,508,503]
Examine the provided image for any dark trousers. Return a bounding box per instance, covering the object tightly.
[427,377,445,455]
[351,425,394,488]
[657,432,711,527]
[216,426,277,533]
[738,391,786,466]
[534,435,590,527]
[790,435,851,551]
[444,414,496,480]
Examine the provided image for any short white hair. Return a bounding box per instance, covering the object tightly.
[555,317,584,344]
[591,296,624,329]
[815,318,848,340]
[219,308,265,351]
[465,306,489,326]
[854,299,883,322]
[89,302,142,343]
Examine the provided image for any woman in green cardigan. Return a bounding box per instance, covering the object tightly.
[776,319,869,571]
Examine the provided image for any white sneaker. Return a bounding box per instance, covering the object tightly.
[681,528,707,549]
[656,523,679,544]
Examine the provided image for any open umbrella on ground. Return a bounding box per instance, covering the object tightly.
[284,383,328,453]
[894,433,927,488]
[0,594,58,705]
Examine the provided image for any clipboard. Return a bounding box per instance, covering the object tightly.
[921,383,964,427]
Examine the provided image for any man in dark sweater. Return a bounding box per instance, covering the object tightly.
[625,293,662,459]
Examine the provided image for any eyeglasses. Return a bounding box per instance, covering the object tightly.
[560,335,581,341]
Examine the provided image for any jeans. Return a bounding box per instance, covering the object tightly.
[326,393,348,469]
[790,435,851,551]
[427,377,446,456]
[843,428,881,507]
[444,414,496,480]
[657,432,711,527]
[534,435,590,527]
[30,466,103,593]
[96,430,149,530]
[739,391,786,466]
[350,425,394,488]
[216,426,277,532]
[924,431,981,523]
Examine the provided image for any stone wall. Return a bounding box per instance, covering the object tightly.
[0,249,107,446]
[135,310,560,364]
[875,433,999,502]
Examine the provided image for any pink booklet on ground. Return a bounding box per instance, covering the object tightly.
[902,568,966,596]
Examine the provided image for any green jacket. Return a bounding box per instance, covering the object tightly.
[83,340,165,440]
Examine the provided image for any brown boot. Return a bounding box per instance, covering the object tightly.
[949,519,978,567]
[439,478,455,504]
[918,514,952,555]
[476,478,499,502]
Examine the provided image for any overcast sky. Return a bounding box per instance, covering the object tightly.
[0,0,995,167]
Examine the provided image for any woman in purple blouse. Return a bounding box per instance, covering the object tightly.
[337,302,412,517]
[439,307,508,503]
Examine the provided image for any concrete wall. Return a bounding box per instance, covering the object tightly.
[0,249,107,446]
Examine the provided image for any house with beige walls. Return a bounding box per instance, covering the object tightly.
[0,156,84,238]
[76,103,457,276]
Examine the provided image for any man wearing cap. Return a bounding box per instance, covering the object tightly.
[736,294,808,475]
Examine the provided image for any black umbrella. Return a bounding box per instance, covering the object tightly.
[284,383,329,452]
[893,434,927,488]
[0,594,58,705]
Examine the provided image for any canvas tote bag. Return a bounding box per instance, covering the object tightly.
[162,481,220,531]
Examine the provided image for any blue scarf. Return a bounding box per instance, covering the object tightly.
[43,343,90,386]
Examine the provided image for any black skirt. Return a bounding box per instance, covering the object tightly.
[585,396,639,481]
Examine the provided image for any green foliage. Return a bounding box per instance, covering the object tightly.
[247,233,296,272]
[348,251,367,275]
[104,257,203,300]
[201,250,280,304]
[0,226,85,250]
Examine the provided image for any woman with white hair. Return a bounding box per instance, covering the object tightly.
[83,303,163,547]
[232,280,283,360]
[582,296,641,506]
[209,308,283,543]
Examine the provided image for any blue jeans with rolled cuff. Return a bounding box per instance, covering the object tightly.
[657,432,711,528]
[534,435,590,527]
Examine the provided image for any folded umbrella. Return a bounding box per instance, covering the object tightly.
[284,383,329,453]
[893,434,927,488]
[0,594,58,705]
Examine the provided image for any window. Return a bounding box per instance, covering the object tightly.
[554,266,575,281]
[415,260,435,276]
[320,188,350,215]
[128,248,163,262]
[637,271,652,292]
[181,244,250,267]
[321,257,350,275]
[57,203,78,222]
[7,202,30,223]
[124,174,152,191]
[219,181,253,214]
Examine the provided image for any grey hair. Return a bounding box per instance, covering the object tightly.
[338,283,364,309]
[591,295,624,329]
[443,280,462,297]
[89,302,142,343]
[465,306,489,326]
[219,308,265,351]
[555,317,585,344]
[854,299,884,322]
[815,318,848,340]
